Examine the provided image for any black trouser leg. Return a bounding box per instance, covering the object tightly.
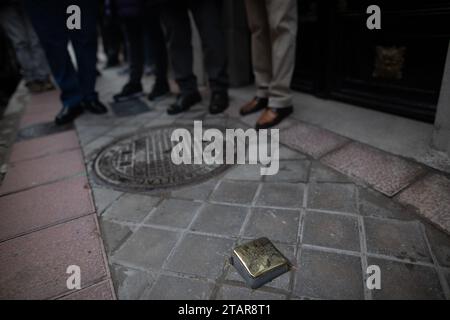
[146,10,168,87]
[122,18,144,87]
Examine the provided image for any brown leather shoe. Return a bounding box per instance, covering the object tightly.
[255,106,293,130]
[239,97,268,116]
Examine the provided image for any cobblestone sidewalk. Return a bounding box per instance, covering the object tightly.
[75,68,450,300]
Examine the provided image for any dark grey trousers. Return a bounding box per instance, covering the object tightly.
[160,0,228,95]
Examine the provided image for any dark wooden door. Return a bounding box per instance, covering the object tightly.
[292,0,450,122]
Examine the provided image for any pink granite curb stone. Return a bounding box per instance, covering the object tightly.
[396,174,450,234]
[322,142,427,197]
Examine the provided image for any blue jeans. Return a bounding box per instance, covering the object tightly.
[24,0,98,108]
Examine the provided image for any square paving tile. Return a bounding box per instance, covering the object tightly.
[110,264,155,300]
[226,243,294,291]
[280,122,349,159]
[143,275,214,300]
[243,207,300,244]
[99,219,133,254]
[294,248,364,300]
[279,146,307,160]
[0,214,107,300]
[112,226,180,270]
[171,178,219,201]
[302,211,360,252]
[322,142,426,197]
[191,203,248,236]
[224,164,264,181]
[164,233,234,279]
[365,218,432,263]
[367,257,445,300]
[264,160,310,183]
[423,223,450,268]
[146,199,201,229]
[103,193,160,223]
[0,149,85,195]
[216,285,285,300]
[0,176,95,241]
[92,187,123,215]
[307,183,357,213]
[255,183,304,209]
[309,162,349,183]
[209,180,259,205]
[9,130,80,163]
[61,280,115,300]
[396,174,450,233]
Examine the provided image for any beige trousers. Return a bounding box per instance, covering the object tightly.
[245,0,298,108]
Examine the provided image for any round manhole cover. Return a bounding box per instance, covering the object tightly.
[93,125,231,192]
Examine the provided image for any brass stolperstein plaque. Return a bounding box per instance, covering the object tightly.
[231,237,291,289]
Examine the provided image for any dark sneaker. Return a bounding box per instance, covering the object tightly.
[84,99,108,114]
[209,91,229,114]
[113,83,143,102]
[167,91,202,115]
[55,103,84,125]
[148,81,170,101]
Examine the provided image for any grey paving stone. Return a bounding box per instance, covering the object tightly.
[99,219,132,254]
[165,233,234,279]
[279,146,307,160]
[83,136,115,158]
[142,275,214,300]
[358,188,417,221]
[146,199,201,229]
[307,183,357,214]
[191,203,248,236]
[322,142,426,197]
[243,207,300,244]
[216,285,285,300]
[209,180,259,205]
[280,122,349,159]
[309,162,350,183]
[264,160,310,183]
[92,187,122,215]
[77,125,112,146]
[367,257,445,300]
[226,243,294,291]
[365,218,432,263]
[255,183,304,209]
[103,193,160,223]
[111,264,155,300]
[294,248,364,300]
[171,178,219,201]
[302,211,360,252]
[423,223,450,268]
[224,164,264,181]
[396,174,450,233]
[113,226,180,270]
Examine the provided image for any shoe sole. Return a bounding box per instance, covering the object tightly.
[113,92,144,103]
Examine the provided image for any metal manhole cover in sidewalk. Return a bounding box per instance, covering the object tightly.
[93,125,231,192]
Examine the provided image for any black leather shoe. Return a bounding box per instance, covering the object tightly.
[148,81,170,101]
[84,99,108,114]
[240,97,268,116]
[209,91,229,114]
[55,104,84,126]
[255,106,293,130]
[167,92,202,115]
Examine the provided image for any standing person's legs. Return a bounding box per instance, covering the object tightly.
[0,3,42,85]
[113,17,145,102]
[266,0,297,109]
[24,0,83,108]
[160,2,197,95]
[239,0,271,116]
[189,0,228,95]
[146,8,170,100]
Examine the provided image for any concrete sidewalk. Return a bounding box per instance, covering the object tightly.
[1,66,449,300]
[0,90,115,300]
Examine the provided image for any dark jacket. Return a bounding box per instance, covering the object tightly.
[113,0,166,18]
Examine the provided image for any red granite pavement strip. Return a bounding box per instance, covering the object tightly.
[59,279,115,300]
[322,142,427,197]
[0,175,95,241]
[280,122,350,159]
[19,90,61,128]
[396,174,450,233]
[0,214,108,300]
[0,149,85,196]
[9,130,80,163]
